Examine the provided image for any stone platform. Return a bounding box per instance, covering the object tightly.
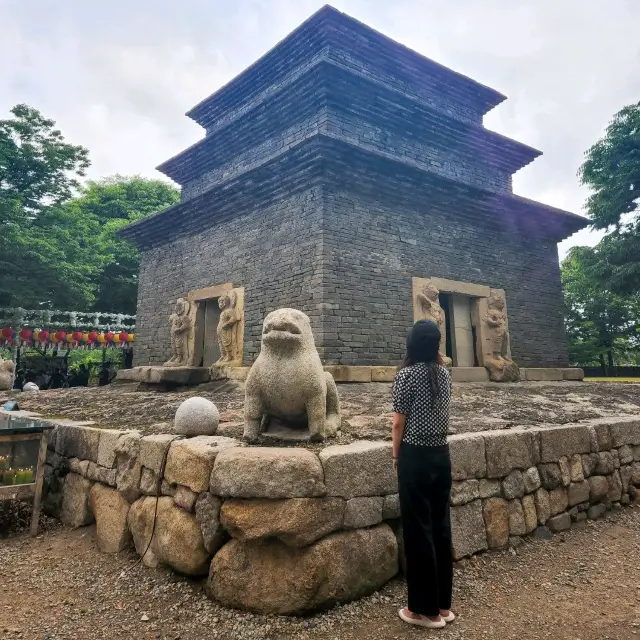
[211,365,585,384]
[116,366,211,387]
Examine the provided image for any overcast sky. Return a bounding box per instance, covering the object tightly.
[2,0,639,256]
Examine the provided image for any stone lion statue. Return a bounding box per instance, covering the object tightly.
[244,308,341,442]
[0,357,14,391]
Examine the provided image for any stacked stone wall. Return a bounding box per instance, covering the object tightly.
[134,186,324,366]
[43,417,640,614]
[319,187,568,368]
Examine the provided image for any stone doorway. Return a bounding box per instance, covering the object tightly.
[194,300,222,367]
[412,276,512,369]
[187,283,245,369]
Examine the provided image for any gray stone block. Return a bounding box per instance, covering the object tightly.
[97,429,130,469]
[523,466,541,494]
[344,496,384,529]
[449,434,486,481]
[588,476,609,503]
[508,500,527,536]
[319,441,397,499]
[478,479,502,499]
[567,481,590,507]
[382,494,400,520]
[609,418,640,447]
[581,453,598,477]
[539,463,562,490]
[502,470,525,500]
[484,430,537,479]
[539,425,591,463]
[549,487,569,516]
[451,480,480,506]
[587,503,607,520]
[618,445,634,465]
[56,425,102,463]
[140,434,180,473]
[547,513,571,532]
[596,452,615,475]
[451,500,487,560]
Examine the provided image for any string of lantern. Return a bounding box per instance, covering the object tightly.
[0,328,135,349]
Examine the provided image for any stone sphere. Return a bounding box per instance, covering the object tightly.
[22,382,40,392]
[174,397,220,436]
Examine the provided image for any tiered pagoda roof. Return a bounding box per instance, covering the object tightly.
[121,5,587,247]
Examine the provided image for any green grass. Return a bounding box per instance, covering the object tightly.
[585,377,640,383]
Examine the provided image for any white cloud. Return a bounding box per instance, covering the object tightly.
[2,0,638,256]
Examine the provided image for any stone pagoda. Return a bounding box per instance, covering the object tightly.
[120,5,587,382]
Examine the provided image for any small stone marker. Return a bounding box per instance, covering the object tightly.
[173,397,219,436]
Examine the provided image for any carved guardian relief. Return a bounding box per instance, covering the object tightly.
[477,288,519,382]
[412,277,448,360]
[214,288,245,367]
[163,297,194,367]
[412,277,518,381]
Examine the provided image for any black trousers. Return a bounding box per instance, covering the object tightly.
[398,442,453,617]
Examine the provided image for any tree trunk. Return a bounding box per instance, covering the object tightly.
[598,353,607,376]
[607,350,615,377]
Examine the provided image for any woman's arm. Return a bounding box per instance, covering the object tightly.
[392,412,406,471]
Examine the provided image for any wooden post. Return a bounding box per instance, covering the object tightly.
[30,432,48,536]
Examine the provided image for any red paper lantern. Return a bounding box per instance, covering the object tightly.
[104,331,114,343]
[88,331,98,343]
[72,331,83,342]
[1,327,15,339]
[55,331,66,342]
[119,332,129,343]
[38,329,50,343]
[19,328,33,341]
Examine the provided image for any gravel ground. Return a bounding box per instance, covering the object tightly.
[1,380,639,443]
[1,505,639,640]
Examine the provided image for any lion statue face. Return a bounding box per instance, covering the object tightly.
[261,308,315,350]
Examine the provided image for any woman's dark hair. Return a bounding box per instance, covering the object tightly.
[401,320,443,400]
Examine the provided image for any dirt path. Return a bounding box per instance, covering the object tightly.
[1,505,639,640]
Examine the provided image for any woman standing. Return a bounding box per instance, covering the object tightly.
[392,320,454,629]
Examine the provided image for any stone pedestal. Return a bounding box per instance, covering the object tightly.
[116,366,210,388]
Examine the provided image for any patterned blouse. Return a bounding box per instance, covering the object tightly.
[392,362,452,447]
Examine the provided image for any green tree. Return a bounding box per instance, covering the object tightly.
[0,104,179,314]
[579,102,640,295]
[0,104,93,308]
[59,176,179,314]
[562,246,639,371]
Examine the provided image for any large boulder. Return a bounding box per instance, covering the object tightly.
[207,524,398,615]
[89,484,132,553]
[318,441,397,499]
[211,447,326,498]
[220,497,345,547]
[174,397,220,436]
[165,436,238,493]
[60,473,94,528]
[127,496,210,576]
